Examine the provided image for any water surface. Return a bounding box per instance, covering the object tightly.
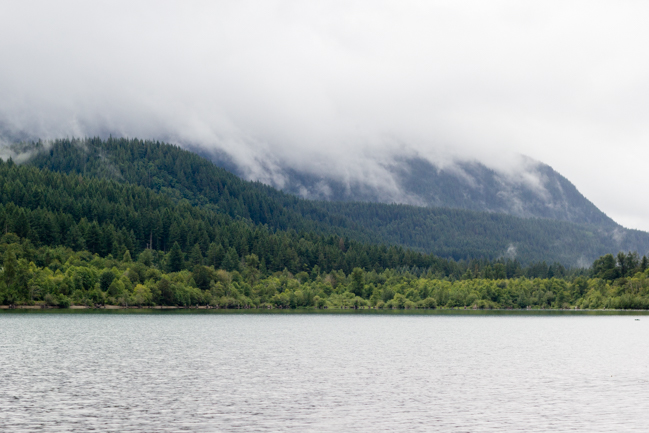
[1,311,648,432]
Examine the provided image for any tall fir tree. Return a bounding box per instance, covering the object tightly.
[166,242,184,273]
[222,247,240,272]
[189,243,203,266]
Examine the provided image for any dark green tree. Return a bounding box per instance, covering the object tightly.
[222,247,240,272]
[167,242,184,273]
[66,225,86,251]
[138,249,154,267]
[189,243,203,266]
[3,248,17,285]
[99,270,115,292]
[350,267,364,297]
[86,222,101,254]
[206,243,224,268]
[156,278,175,305]
[593,254,618,280]
[192,266,212,291]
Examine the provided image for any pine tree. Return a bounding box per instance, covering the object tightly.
[189,243,203,266]
[138,249,154,267]
[167,242,184,273]
[206,243,224,268]
[3,248,17,285]
[222,247,240,272]
[66,225,86,251]
[259,257,267,275]
[86,222,101,254]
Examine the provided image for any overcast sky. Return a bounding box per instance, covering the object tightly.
[1,1,649,229]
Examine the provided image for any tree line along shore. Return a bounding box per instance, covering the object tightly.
[2,137,648,310]
[1,232,647,310]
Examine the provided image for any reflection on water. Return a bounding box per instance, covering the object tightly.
[1,312,648,432]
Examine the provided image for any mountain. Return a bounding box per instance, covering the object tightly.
[0,154,469,278]
[9,137,649,266]
[5,138,649,311]
[206,150,617,229]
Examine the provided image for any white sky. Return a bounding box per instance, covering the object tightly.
[1,1,649,229]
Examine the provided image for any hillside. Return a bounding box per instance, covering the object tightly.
[14,137,649,266]
[208,151,617,229]
[0,158,464,277]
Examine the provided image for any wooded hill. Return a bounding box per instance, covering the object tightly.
[233,153,617,228]
[2,137,649,309]
[10,137,649,266]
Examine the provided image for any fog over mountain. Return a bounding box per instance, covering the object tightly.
[2,1,649,229]
[202,146,617,228]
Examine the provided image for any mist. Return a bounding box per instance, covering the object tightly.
[2,1,649,229]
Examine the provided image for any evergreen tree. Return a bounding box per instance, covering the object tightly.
[3,248,17,285]
[67,225,86,251]
[206,243,224,268]
[259,258,267,275]
[222,247,240,272]
[138,249,154,267]
[14,210,30,239]
[86,222,101,254]
[189,243,203,266]
[167,242,184,272]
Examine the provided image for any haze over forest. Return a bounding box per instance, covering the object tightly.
[1,1,649,231]
[6,7,649,433]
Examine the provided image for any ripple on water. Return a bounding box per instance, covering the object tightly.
[0,313,648,432]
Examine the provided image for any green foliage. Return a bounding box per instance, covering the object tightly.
[593,252,644,280]
[19,137,649,266]
[192,266,212,291]
[99,270,115,292]
[57,295,71,308]
[222,247,240,272]
[3,248,17,285]
[189,243,203,266]
[0,148,491,276]
[0,230,646,310]
[138,249,154,267]
[350,268,364,297]
[1,137,648,310]
[167,242,184,273]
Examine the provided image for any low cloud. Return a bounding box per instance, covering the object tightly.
[1,1,649,228]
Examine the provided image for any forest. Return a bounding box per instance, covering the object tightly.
[19,137,649,265]
[1,137,649,310]
[1,232,647,310]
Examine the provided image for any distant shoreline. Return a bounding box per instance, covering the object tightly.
[1,305,648,315]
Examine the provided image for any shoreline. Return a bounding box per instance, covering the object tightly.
[1,305,649,314]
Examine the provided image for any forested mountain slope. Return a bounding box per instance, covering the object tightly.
[15,137,649,265]
[210,150,616,228]
[5,155,649,309]
[0,159,462,276]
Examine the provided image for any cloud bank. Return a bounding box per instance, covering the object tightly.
[1,1,649,229]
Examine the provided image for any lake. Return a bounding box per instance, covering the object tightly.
[1,310,648,432]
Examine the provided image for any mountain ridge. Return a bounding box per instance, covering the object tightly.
[9,137,649,266]
[202,149,617,229]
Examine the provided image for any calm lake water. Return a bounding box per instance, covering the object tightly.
[1,310,648,432]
